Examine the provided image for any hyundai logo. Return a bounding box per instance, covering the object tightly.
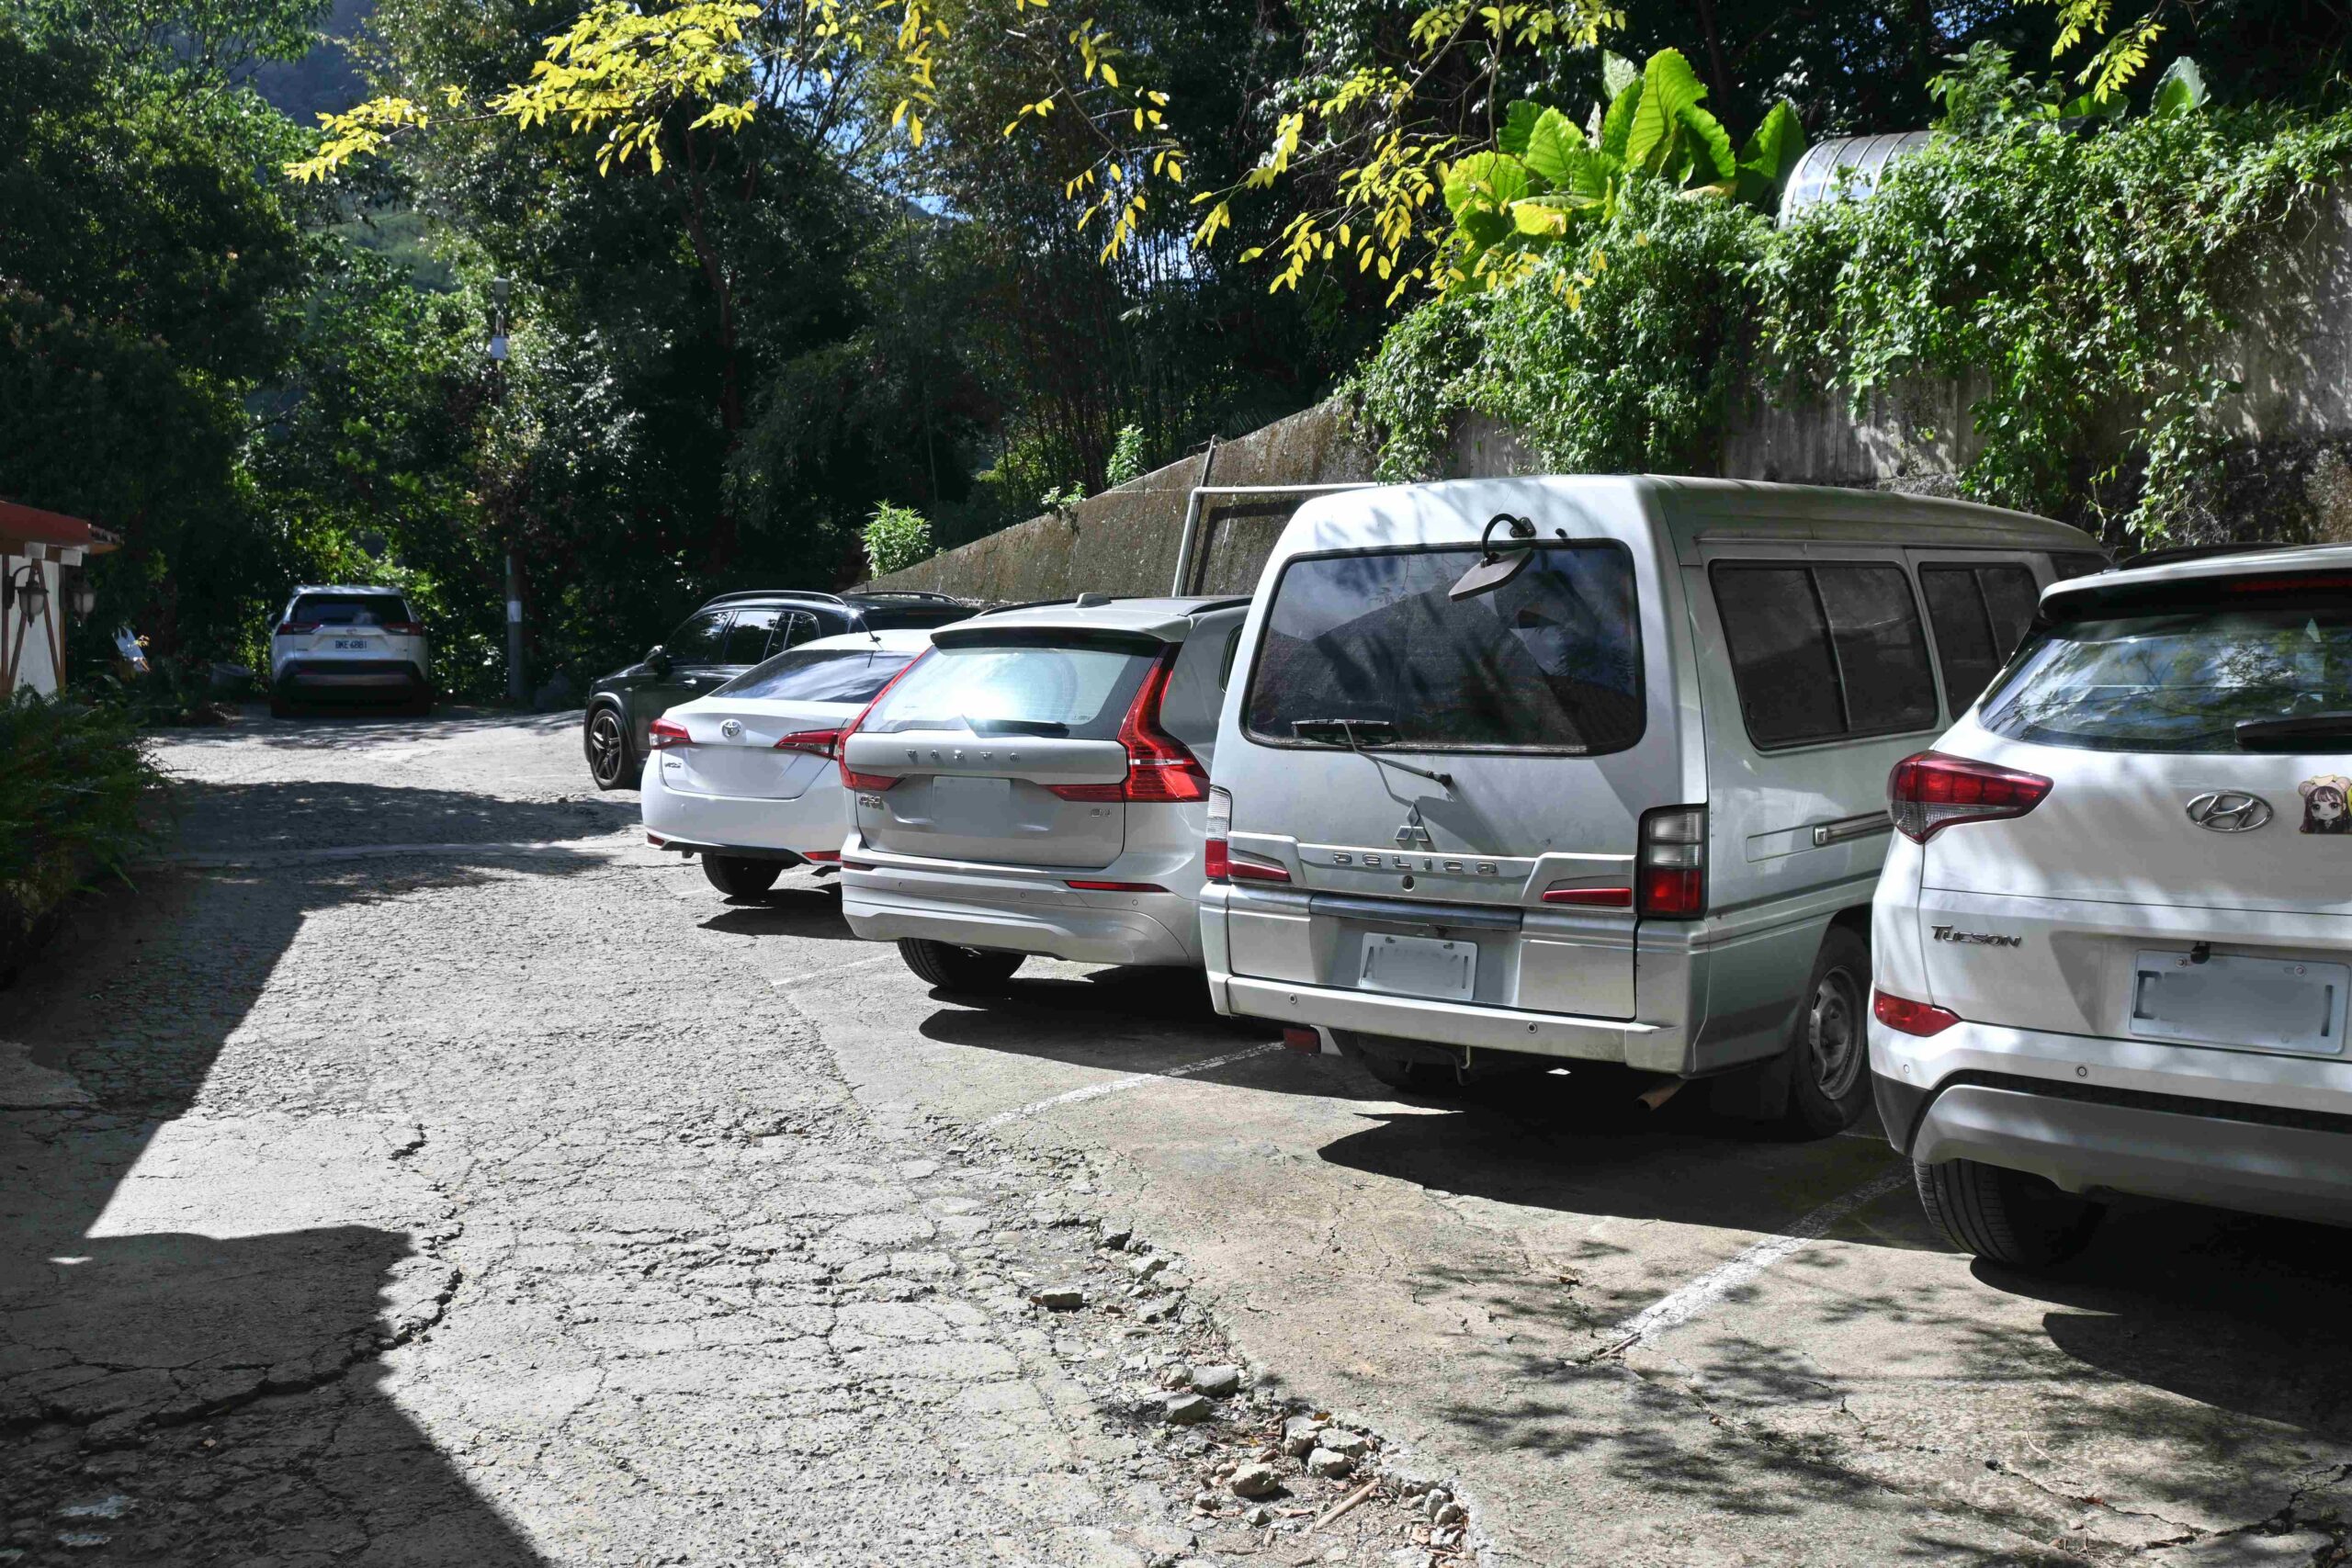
[719,718,743,740]
[2187,790,2273,832]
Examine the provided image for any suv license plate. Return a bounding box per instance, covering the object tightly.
[1358,933,1476,1002]
[333,637,368,650]
[2129,950,2350,1055]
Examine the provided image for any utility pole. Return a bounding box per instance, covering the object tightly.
[489,276,526,705]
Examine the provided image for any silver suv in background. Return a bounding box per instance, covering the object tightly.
[1199,476,2100,1133]
[1874,544,2352,1266]
[837,596,1247,992]
[268,585,432,716]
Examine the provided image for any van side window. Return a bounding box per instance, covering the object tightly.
[1920,563,2041,715]
[1713,563,1937,749]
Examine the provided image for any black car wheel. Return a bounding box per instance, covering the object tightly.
[898,939,1023,993]
[1786,927,1873,1138]
[1915,1157,2103,1269]
[703,855,783,898]
[585,705,639,790]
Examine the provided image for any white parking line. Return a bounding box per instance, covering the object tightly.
[768,953,899,990]
[167,833,638,868]
[1595,1167,1911,1357]
[980,1042,1287,1130]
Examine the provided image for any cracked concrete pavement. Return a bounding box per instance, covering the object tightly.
[6,707,2351,1565]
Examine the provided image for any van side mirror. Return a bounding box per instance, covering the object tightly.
[644,644,671,675]
[1450,513,1540,601]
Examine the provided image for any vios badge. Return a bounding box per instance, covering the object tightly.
[719,718,743,740]
[2186,790,2272,832]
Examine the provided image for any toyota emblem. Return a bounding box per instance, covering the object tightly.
[2187,790,2273,832]
[719,718,743,740]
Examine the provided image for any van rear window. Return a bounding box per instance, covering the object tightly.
[1244,545,1643,754]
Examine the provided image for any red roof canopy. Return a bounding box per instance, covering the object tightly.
[0,500,119,552]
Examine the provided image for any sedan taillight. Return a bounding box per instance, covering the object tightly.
[647,716,692,750]
[834,650,931,794]
[1888,752,2052,843]
[774,728,842,757]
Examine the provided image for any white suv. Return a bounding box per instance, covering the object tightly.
[1872,544,2352,1267]
[268,586,432,716]
[837,596,1247,992]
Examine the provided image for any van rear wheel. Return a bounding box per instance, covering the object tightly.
[1786,927,1872,1138]
[1340,1033,1464,1097]
[899,939,1023,994]
[1915,1157,2103,1269]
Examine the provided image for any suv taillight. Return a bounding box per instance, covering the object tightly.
[774,728,842,757]
[1873,990,1962,1037]
[383,620,425,636]
[834,649,930,793]
[1888,752,2052,843]
[1636,806,1706,919]
[1048,649,1210,804]
[276,622,317,636]
[648,716,691,750]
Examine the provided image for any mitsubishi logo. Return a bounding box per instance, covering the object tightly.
[2187,790,2273,832]
[1394,806,1433,849]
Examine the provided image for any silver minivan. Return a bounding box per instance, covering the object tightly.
[1199,477,2102,1134]
[839,596,1248,992]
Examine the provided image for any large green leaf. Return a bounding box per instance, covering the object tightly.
[1509,192,1600,236]
[1498,99,1544,157]
[2151,56,2208,118]
[1600,50,1640,103]
[1624,48,1706,175]
[1599,77,1640,160]
[1442,151,1534,220]
[1522,107,1591,189]
[1735,99,1806,205]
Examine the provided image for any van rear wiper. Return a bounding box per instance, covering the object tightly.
[2235,712,2352,751]
[1292,718,1453,789]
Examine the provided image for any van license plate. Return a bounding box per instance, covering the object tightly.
[333,637,368,650]
[1358,933,1476,1002]
[2129,950,2350,1055]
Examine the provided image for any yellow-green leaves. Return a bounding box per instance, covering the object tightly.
[287,95,431,182]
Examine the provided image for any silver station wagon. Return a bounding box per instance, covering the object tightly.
[1198,476,2103,1134]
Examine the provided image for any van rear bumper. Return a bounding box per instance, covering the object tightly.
[1214,972,1658,1064]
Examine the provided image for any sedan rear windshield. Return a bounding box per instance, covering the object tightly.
[863,637,1154,739]
[1982,592,2352,752]
[293,593,412,626]
[1244,544,1644,754]
[715,647,915,703]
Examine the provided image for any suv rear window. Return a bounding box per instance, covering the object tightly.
[716,647,915,703]
[864,636,1154,739]
[1982,592,2352,753]
[1244,545,1644,754]
[293,593,412,626]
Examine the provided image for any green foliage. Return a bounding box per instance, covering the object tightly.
[1040,480,1089,519]
[0,691,161,969]
[1359,97,2352,545]
[863,502,933,579]
[1435,50,1800,295]
[1104,424,1148,487]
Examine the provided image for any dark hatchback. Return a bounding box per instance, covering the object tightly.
[582,590,974,789]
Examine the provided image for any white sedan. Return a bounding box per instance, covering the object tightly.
[642,628,931,897]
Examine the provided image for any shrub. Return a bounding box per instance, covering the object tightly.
[0,692,163,980]
[863,502,934,579]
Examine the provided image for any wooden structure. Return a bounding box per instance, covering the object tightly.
[1,501,118,697]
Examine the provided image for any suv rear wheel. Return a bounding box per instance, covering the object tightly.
[1915,1157,2104,1269]
[899,939,1023,993]
[585,705,639,791]
[703,855,781,898]
[1786,927,1872,1138]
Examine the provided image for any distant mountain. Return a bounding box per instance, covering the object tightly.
[248,0,372,123]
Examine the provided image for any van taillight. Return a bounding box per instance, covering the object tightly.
[1048,649,1209,804]
[1203,786,1290,885]
[1888,752,2052,843]
[647,716,691,750]
[834,649,930,793]
[1636,806,1705,919]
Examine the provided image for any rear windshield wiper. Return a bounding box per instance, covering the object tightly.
[1291,717,1453,789]
[2235,712,2352,751]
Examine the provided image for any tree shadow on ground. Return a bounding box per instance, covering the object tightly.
[154,777,635,858]
[1,779,583,1562]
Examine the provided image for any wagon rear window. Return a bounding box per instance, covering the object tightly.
[1244,545,1644,754]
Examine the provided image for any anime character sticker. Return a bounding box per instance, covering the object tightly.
[2299,774,2352,835]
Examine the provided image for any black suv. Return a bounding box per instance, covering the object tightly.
[582,591,973,789]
